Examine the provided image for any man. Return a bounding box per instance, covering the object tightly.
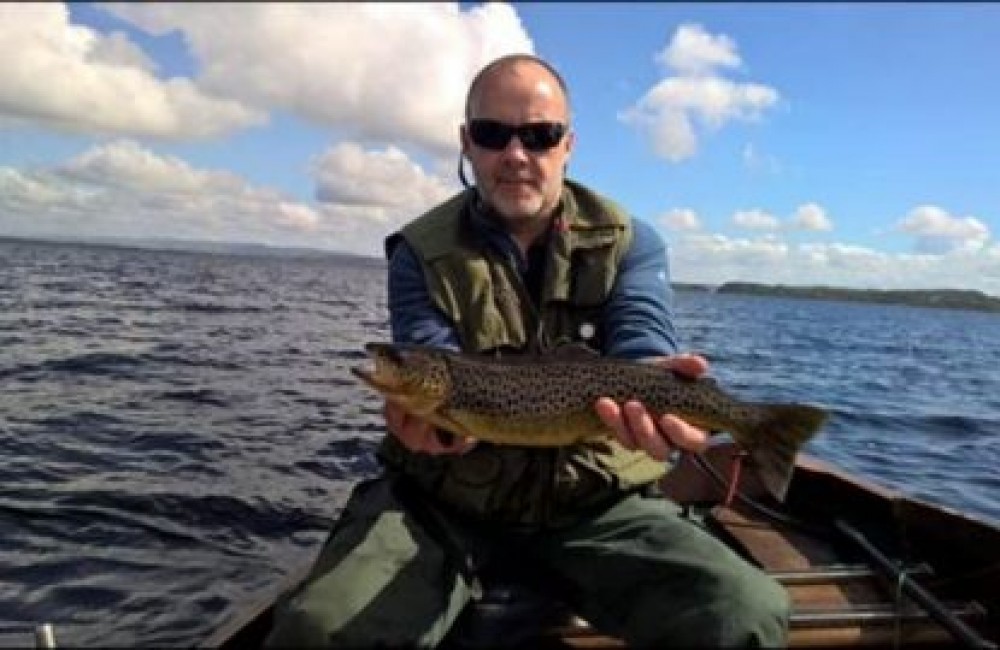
[265,53,789,648]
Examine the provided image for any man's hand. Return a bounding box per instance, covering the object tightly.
[595,353,711,461]
[383,401,477,455]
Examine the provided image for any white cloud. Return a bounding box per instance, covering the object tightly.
[733,208,779,231]
[312,143,456,209]
[620,23,779,162]
[0,168,74,206]
[309,142,460,253]
[655,22,740,76]
[660,208,701,231]
[791,203,833,232]
[1,3,532,151]
[666,232,1000,295]
[716,203,832,233]
[0,4,265,139]
[813,243,891,272]
[0,139,459,257]
[56,140,243,193]
[103,2,534,155]
[896,205,990,254]
[0,140,317,244]
[84,29,157,72]
[273,201,319,229]
[670,234,787,281]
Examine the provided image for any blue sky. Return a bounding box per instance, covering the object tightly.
[2,3,998,294]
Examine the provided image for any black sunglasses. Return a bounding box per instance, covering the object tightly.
[467,119,567,152]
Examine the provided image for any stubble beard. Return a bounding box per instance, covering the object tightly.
[487,182,558,232]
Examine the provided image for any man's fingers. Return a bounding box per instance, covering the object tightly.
[595,397,633,448]
[659,414,709,453]
[661,353,709,378]
[623,401,656,442]
[597,398,674,460]
[625,401,672,461]
[595,395,709,458]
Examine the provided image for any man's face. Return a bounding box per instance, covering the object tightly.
[461,61,574,227]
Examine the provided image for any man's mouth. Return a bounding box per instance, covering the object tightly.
[497,178,535,190]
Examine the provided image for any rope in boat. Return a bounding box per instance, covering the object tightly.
[689,449,830,535]
[722,448,748,508]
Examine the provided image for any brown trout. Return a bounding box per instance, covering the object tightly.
[352,342,827,501]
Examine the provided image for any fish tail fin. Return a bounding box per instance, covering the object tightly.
[740,404,827,503]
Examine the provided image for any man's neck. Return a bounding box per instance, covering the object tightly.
[508,216,554,258]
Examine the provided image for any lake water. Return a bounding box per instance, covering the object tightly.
[1,238,998,646]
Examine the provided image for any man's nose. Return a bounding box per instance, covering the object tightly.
[499,134,531,160]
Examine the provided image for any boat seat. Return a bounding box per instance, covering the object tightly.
[444,581,579,648]
[441,559,611,649]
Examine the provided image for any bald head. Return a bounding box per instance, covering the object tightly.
[464,54,571,121]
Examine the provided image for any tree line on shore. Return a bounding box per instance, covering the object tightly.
[673,282,1000,313]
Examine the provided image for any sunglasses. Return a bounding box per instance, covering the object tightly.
[467,119,567,152]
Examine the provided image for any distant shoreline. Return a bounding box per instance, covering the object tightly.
[0,233,387,267]
[5,234,997,312]
[675,282,1000,314]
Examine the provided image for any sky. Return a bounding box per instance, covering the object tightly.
[2,2,999,294]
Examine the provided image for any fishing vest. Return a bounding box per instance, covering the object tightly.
[378,179,667,526]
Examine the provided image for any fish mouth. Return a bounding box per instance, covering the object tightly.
[351,342,406,392]
[349,364,378,387]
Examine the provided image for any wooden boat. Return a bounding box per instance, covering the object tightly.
[204,442,1000,649]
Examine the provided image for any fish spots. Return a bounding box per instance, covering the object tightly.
[357,344,824,457]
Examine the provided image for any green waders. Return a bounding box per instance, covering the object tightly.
[264,474,790,648]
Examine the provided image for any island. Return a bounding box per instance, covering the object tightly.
[674,282,1000,313]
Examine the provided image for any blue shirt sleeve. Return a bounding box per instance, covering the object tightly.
[387,239,462,350]
[603,218,680,360]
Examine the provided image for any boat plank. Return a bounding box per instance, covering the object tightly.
[711,505,842,570]
[788,625,956,648]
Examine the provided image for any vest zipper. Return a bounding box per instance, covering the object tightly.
[505,251,552,354]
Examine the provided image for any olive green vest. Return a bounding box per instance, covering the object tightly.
[379,179,666,526]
